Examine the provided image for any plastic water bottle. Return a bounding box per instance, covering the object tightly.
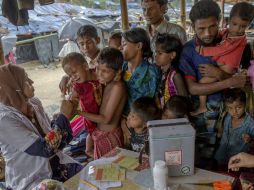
[153,160,168,190]
[248,60,254,90]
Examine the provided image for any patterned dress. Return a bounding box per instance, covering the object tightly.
[122,60,160,114]
[159,69,177,109]
[71,81,103,136]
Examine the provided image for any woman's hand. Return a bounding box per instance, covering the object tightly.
[228,152,254,171]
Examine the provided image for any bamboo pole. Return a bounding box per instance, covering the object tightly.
[120,0,129,31]
[180,0,186,30]
[220,0,225,28]
[0,40,4,65]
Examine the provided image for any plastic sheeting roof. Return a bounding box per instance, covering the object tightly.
[0,3,119,35]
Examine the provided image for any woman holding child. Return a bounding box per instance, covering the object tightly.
[0,64,82,190]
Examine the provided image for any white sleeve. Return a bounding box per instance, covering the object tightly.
[58,45,67,58]
[0,114,39,152]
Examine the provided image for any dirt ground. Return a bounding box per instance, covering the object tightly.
[21,60,65,117]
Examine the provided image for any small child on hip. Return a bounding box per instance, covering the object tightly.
[193,2,254,116]
[62,52,103,157]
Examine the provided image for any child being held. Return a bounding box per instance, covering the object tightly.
[62,52,103,157]
[59,25,101,96]
[192,2,254,115]
[215,88,254,166]
[77,47,127,159]
[123,97,161,152]
[162,95,190,119]
[155,33,188,109]
[108,31,122,49]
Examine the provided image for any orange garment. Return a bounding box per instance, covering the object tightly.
[201,29,247,69]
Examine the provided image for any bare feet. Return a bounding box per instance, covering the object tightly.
[191,107,207,116]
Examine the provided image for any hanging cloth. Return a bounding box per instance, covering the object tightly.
[17,0,34,10]
[2,0,29,26]
[39,0,55,5]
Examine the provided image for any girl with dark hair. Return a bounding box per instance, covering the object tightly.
[155,33,188,108]
[121,27,160,114]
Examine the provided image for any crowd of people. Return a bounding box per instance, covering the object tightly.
[1,0,254,189]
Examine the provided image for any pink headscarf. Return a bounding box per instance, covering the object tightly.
[0,64,28,114]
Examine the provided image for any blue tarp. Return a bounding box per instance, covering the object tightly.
[0,3,119,35]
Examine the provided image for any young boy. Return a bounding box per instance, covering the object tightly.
[122,97,161,152]
[76,25,101,69]
[192,2,254,115]
[77,47,127,159]
[108,31,122,49]
[215,88,254,167]
[62,52,102,157]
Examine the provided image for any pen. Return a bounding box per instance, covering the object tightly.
[80,179,99,190]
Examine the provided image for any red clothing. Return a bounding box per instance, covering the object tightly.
[92,127,124,159]
[74,81,102,134]
[4,52,16,64]
[201,29,247,69]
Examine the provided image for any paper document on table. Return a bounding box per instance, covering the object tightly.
[78,157,122,190]
[94,164,125,181]
[112,155,139,170]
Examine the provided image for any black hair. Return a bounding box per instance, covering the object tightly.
[98,47,124,71]
[155,33,183,69]
[189,0,221,23]
[122,27,153,61]
[131,97,161,122]
[223,88,246,105]
[230,2,254,23]
[141,0,168,6]
[240,44,252,69]
[61,52,87,68]
[109,31,122,40]
[77,25,98,39]
[163,96,190,118]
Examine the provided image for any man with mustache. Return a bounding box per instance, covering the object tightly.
[179,0,248,168]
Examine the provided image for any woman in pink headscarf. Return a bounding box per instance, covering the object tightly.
[0,64,82,190]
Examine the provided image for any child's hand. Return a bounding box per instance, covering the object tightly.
[242,134,251,143]
[59,75,70,95]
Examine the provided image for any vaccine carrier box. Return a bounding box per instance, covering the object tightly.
[148,118,195,176]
